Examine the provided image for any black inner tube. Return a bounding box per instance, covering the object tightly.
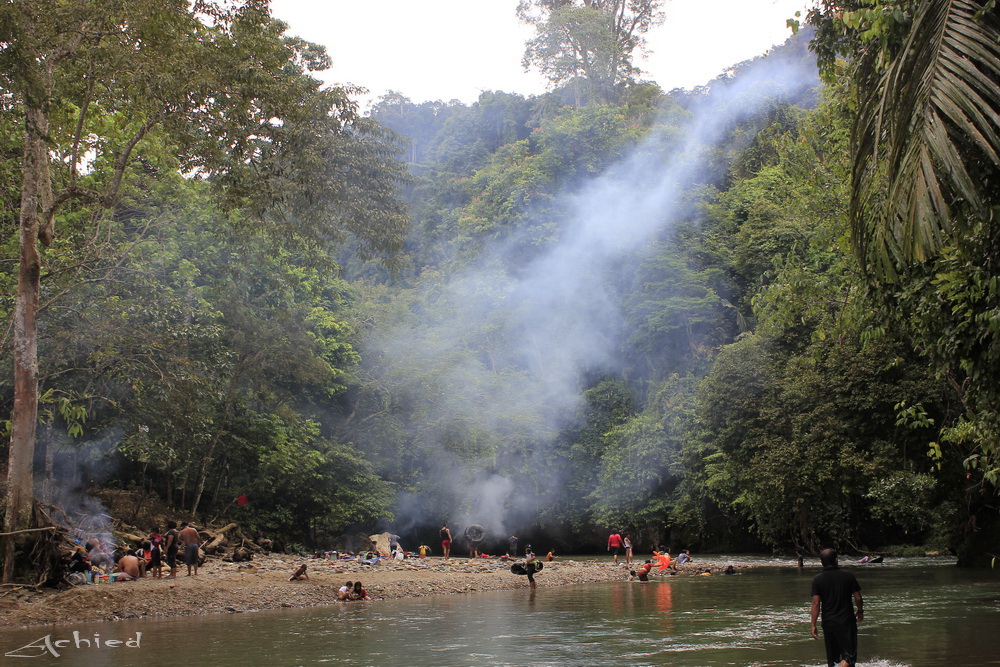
[464,524,485,542]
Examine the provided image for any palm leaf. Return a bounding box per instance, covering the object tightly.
[851,0,1000,279]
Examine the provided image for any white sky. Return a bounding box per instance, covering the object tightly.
[269,0,812,107]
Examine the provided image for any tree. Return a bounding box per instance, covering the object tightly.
[829,0,1000,278]
[806,2,1000,546]
[518,0,665,103]
[0,0,407,581]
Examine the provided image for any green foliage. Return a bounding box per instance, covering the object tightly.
[846,0,1000,278]
[809,3,1000,544]
[589,376,697,531]
[226,414,391,541]
[4,3,994,559]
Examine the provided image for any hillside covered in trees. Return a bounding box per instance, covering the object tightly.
[2,0,998,582]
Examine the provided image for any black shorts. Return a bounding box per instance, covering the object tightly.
[611,546,622,556]
[149,549,162,567]
[166,550,178,567]
[822,621,857,667]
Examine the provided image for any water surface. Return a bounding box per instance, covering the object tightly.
[3,558,998,666]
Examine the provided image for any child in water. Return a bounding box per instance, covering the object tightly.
[525,552,540,589]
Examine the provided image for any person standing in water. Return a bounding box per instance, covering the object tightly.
[525,547,539,589]
[810,548,863,667]
[440,524,452,559]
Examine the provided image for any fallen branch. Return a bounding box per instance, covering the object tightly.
[0,527,58,538]
[203,522,239,553]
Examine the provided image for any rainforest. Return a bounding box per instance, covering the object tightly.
[2,0,998,583]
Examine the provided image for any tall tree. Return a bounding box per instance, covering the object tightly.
[0,0,407,581]
[518,0,665,103]
[807,0,1000,561]
[830,0,1000,278]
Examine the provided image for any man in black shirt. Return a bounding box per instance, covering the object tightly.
[810,548,863,667]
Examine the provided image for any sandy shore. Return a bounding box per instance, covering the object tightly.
[0,554,729,630]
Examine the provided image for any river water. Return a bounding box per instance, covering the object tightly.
[3,557,998,666]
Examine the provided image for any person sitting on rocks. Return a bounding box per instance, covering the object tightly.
[289,563,309,581]
[114,550,144,580]
[351,581,371,601]
[68,547,91,574]
[87,539,113,572]
[338,580,354,600]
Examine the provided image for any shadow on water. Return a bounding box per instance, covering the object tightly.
[3,558,998,666]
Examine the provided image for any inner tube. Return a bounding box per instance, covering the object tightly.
[510,561,543,576]
[464,524,485,542]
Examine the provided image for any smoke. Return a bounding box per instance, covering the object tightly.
[36,426,125,550]
[369,51,820,541]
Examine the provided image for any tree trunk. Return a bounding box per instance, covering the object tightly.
[179,464,189,509]
[3,104,47,583]
[189,440,218,519]
[41,423,54,503]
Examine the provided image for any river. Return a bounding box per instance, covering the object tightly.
[3,557,998,666]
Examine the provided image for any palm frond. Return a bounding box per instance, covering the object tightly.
[851,0,1000,279]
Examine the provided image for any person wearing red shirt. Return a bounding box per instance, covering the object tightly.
[607,531,624,564]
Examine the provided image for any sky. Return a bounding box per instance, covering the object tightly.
[269,0,812,106]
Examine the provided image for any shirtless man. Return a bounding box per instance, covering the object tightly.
[440,524,452,559]
[178,522,201,576]
[115,551,144,580]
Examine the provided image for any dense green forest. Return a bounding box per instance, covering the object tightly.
[3,0,999,580]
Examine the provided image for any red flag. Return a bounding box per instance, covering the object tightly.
[236,494,248,506]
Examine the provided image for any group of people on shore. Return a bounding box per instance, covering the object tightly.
[607,530,694,571]
[70,520,203,583]
[335,580,371,601]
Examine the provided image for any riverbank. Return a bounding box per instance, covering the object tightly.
[0,554,735,629]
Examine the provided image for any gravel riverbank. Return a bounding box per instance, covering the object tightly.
[0,554,737,629]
